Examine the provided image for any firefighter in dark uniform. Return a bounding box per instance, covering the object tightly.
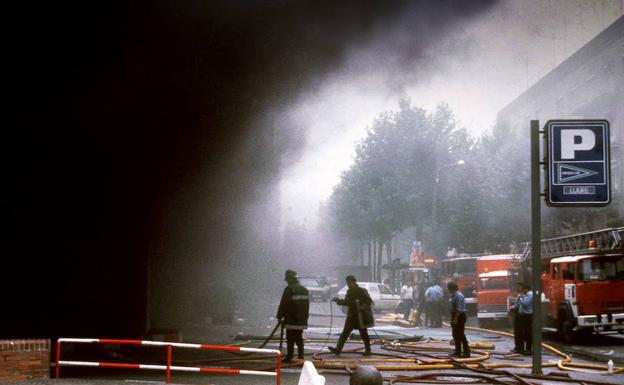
[276,269,310,362]
[328,275,374,356]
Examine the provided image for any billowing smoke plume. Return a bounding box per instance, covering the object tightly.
[4,0,497,335]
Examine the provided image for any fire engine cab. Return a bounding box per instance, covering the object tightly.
[440,255,480,314]
[522,227,624,342]
[476,254,521,327]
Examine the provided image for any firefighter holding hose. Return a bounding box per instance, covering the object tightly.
[329,275,374,356]
[276,269,310,363]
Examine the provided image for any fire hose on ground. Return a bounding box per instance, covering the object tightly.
[154,300,623,384]
[228,319,623,379]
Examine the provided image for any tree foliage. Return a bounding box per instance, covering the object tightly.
[323,99,621,263]
[324,99,476,256]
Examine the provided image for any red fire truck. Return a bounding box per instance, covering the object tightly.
[476,254,521,327]
[521,227,624,342]
[440,255,480,314]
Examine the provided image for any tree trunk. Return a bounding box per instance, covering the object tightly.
[359,241,364,266]
[377,237,383,282]
[373,237,378,281]
[368,237,372,280]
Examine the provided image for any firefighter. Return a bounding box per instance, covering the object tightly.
[276,269,310,362]
[510,282,532,355]
[447,281,470,358]
[329,275,374,356]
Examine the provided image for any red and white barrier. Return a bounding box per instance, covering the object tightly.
[56,338,282,384]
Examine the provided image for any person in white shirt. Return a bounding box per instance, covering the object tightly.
[400,280,415,321]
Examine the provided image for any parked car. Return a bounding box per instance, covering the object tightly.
[299,276,331,302]
[335,282,401,313]
[327,276,341,297]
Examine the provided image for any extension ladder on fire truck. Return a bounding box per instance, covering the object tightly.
[520,227,624,263]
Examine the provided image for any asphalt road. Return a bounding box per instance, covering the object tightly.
[307,300,624,364]
[181,299,624,364]
[49,299,624,385]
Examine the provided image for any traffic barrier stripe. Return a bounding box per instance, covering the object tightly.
[58,338,279,354]
[100,339,143,345]
[60,360,277,376]
[56,338,282,384]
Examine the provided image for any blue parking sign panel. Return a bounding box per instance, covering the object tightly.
[547,120,610,206]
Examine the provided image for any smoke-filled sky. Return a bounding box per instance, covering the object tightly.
[280,0,624,227]
[3,0,623,336]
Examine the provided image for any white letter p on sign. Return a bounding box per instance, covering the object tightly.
[561,129,595,159]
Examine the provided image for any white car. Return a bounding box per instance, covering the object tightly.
[299,276,331,302]
[335,282,401,313]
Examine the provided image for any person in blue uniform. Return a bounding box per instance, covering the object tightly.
[510,282,533,355]
[425,282,444,327]
[447,281,470,358]
[328,275,374,356]
[276,269,310,362]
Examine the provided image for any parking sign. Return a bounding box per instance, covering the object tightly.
[546,120,610,206]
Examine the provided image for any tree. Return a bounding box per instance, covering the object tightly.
[324,99,472,269]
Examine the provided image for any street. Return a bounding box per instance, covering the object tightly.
[306,301,624,365]
[53,299,624,385]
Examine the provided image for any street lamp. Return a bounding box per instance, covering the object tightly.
[431,159,465,255]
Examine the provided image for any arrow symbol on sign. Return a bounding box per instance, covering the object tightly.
[557,164,598,183]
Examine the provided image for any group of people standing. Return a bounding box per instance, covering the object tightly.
[399,280,445,327]
[277,269,535,363]
[397,279,470,357]
[277,269,473,362]
[398,279,470,357]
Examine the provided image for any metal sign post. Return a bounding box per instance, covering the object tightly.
[530,118,611,375]
[530,120,543,375]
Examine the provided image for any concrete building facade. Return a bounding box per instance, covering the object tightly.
[497,16,624,226]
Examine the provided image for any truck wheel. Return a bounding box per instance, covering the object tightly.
[558,316,576,344]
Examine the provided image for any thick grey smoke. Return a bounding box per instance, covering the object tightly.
[148,0,500,328]
[7,0,619,337]
[4,0,500,335]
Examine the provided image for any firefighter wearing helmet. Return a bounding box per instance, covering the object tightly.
[276,269,310,362]
[328,275,374,356]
